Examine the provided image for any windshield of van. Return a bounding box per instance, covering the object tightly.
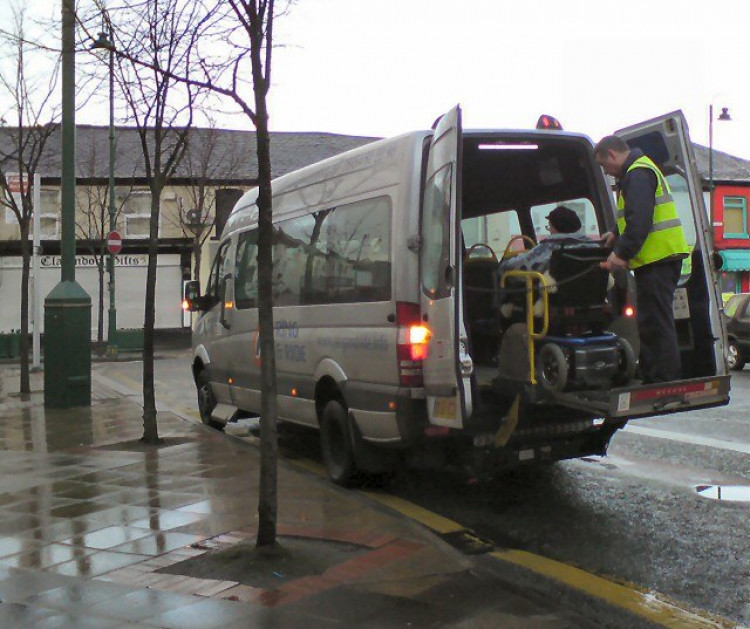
[461,198,603,262]
[529,198,599,242]
[462,211,521,261]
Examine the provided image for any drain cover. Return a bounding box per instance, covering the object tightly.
[695,485,750,502]
[438,529,494,555]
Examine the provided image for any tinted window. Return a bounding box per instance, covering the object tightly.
[301,197,392,304]
[206,240,231,304]
[235,230,259,309]
[530,198,599,241]
[421,164,452,299]
[665,174,696,247]
[235,198,392,308]
[462,210,521,259]
[273,216,314,306]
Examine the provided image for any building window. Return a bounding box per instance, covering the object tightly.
[39,214,60,238]
[38,188,59,238]
[723,196,749,239]
[120,189,155,239]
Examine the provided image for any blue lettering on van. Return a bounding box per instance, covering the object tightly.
[275,343,307,362]
[274,320,299,338]
[317,335,388,351]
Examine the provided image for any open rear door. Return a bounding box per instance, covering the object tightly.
[419,105,472,428]
[600,110,730,417]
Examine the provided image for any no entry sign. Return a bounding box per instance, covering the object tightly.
[107,230,123,255]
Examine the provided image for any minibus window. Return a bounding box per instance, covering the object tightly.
[309,197,392,303]
[529,199,598,241]
[235,230,259,309]
[273,216,314,307]
[665,174,697,248]
[462,211,521,257]
[269,197,392,306]
[206,240,231,305]
[421,164,452,299]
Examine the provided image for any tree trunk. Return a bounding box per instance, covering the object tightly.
[254,66,278,548]
[18,221,31,394]
[193,238,202,286]
[141,185,161,444]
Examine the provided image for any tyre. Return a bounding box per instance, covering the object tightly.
[613,337,637,385]
[320,399,358,486]
[196,370,224,430]
[537,343,568,392]
[727,340,746,371]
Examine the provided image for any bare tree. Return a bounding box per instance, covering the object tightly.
[165,123,246,286]
[86,0,289,546]
[75,143,132,344]
[100,0,207,444]
[213,0,280,547]
[0,5,60,394]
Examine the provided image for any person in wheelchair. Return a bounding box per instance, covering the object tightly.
[496,205,584,321]
[499,205,582,274]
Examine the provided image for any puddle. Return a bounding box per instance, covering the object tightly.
[695,485,750,502]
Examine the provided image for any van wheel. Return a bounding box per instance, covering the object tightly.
[613,337,637,385]
[537,343,568,392]
[320,400,358,487]
[728,341,746,371]
[196,370,224,431]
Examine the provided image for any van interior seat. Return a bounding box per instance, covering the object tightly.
[464,257,500,363]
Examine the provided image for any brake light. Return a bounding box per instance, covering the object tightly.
[182,299,190,310]
[624,305,636,318]
[396,302,430,386]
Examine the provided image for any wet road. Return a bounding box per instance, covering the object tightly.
[98,353,750,626]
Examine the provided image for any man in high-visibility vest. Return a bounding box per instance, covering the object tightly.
[594,135,690,384]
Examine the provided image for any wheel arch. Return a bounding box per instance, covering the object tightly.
[313,358,348,423]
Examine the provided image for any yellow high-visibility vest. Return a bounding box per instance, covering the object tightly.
[617,155,690,268]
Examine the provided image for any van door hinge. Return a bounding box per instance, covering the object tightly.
[407,235,422,252]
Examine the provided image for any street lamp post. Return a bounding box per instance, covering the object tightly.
[91,26,117,351]
[44,0,91,408]
[708,104,732,248]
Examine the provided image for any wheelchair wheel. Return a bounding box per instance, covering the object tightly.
[613,337,636,385]
[537,343,568,392]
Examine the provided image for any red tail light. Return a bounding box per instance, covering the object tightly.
[396,302,430,387]
[624,305,636,318]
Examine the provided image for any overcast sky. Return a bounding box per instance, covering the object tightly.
[4,0,750,159]
[267,0,750,159]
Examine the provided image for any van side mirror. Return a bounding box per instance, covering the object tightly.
[182,280,202,312]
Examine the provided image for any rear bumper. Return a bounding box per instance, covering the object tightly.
[547,375,731,420]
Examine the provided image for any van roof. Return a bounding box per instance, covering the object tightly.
[222,126,593,238]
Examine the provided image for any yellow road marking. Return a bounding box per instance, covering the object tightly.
[359,484,732,628]
[361,491,466,535]
[491,549,731,629]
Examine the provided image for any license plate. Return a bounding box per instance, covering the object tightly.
[433,396,457,420]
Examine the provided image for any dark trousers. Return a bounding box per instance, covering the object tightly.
[633,260,682,383]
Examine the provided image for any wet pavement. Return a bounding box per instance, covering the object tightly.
[0,365,607,629]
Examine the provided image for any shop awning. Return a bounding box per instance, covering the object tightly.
[720,249,750,272]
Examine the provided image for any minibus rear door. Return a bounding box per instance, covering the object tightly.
[588,110,732,418]
[419,105,472,428]
[614,110,728,378]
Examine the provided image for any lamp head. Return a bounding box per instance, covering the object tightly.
[91,32,113,50]
[718,107,732,121]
